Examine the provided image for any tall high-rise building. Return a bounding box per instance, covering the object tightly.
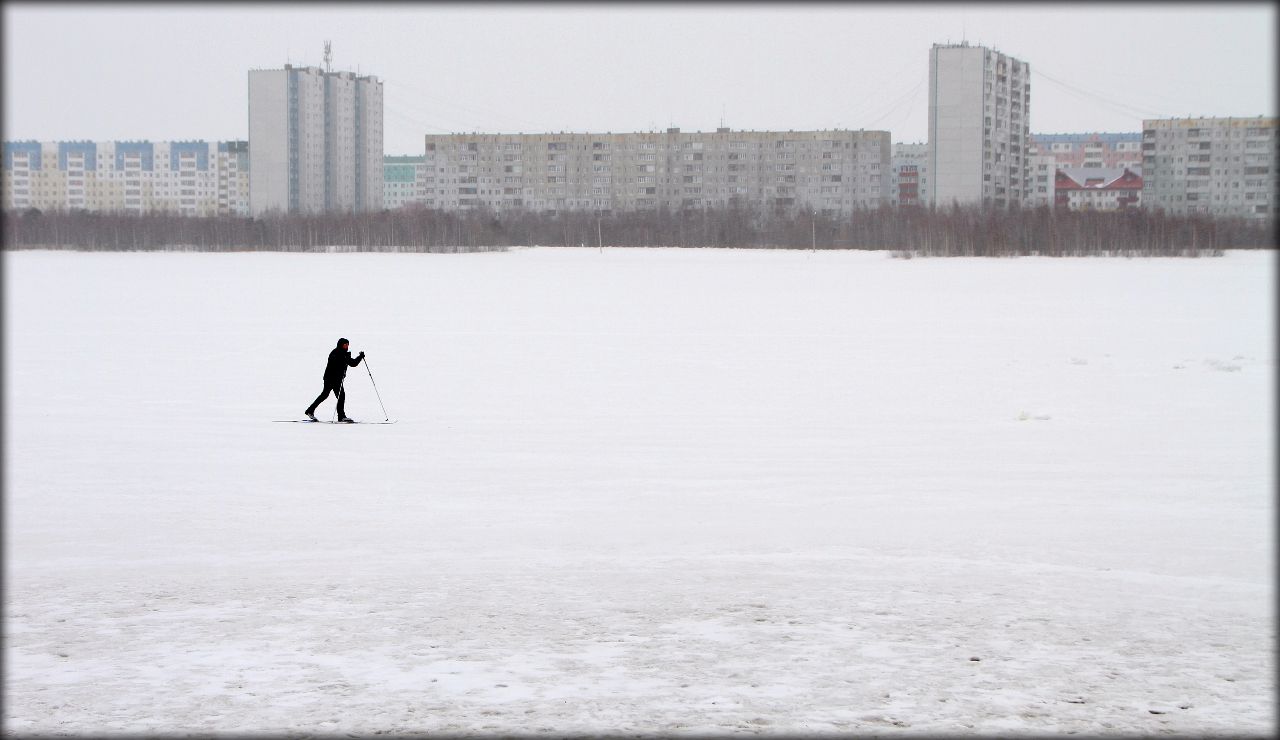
[1141,116,1276,220]
[248,64,383,216]
[927,42,1031,209]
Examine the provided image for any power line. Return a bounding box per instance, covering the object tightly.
[842,74,918,124]
[384,78,551,133]
[1032,67,1173,120]
[384,105,453,135]
[866,74,926,130]
[385,99,487,135]
[1036,79,1149,124]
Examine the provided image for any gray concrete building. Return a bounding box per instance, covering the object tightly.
[383,155,429,210]
[1026,152,1058,209]
[248,64,383,215]
[928,42,1031,210]
[419,127,891,214]
[890,142,930,207]
[1141,116,1276,220]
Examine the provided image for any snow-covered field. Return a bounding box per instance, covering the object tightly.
[3,246,1275,736]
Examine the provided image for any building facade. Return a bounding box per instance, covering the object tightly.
[383,155,429,210]
[890,142,930,207]
[1026,152,1058,209]
[1054,167,1142,211]
[927,42,1032,210]
[1029,132,1143,170]
[417,127,891,214]
[1140,116,1277,220]
[2,140,249,216]
[248,64,384,216]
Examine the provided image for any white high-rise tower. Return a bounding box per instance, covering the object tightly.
[927,42,1031,209]
[248,58,383,216]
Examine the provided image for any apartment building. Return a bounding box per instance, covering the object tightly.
[1026,152,1058,209]
[1029,132,1143,170]
[418,127,891,214]
[927,42,1032,209]
[1141,116,1276,220]
[383,155,429,210]
[248,64,383,216]
[890,142,930,207]
[2,139,249,216]
[217,141,251,216]
[1054,167,1142,211]
[1021,133,1145,210]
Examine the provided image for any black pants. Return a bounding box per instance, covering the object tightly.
[306,380,346,418]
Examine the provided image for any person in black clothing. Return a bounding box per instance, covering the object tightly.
[305,337,365,422]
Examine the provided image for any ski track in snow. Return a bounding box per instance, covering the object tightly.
[3,247,1275,736]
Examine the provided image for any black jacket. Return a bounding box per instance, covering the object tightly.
[323,338,363,384]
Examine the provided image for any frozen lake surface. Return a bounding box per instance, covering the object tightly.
[4,246,1275,735]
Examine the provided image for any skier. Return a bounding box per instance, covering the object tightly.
[305,338,365,422]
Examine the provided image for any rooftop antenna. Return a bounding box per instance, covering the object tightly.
[323,40,332,73]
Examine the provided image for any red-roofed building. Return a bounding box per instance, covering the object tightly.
[1054,167,1142,211]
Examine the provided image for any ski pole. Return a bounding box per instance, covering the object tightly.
[364,355,390,421]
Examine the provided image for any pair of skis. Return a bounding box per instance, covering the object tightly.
[272,418,398,425]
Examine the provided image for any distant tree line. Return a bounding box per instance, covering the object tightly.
[2,204,1275,255]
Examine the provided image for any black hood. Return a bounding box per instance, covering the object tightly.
[336,338,349,349]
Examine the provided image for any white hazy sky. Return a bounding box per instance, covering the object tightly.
[3,2,1275,154]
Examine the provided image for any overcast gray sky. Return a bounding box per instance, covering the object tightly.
[3,2,1275,154]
